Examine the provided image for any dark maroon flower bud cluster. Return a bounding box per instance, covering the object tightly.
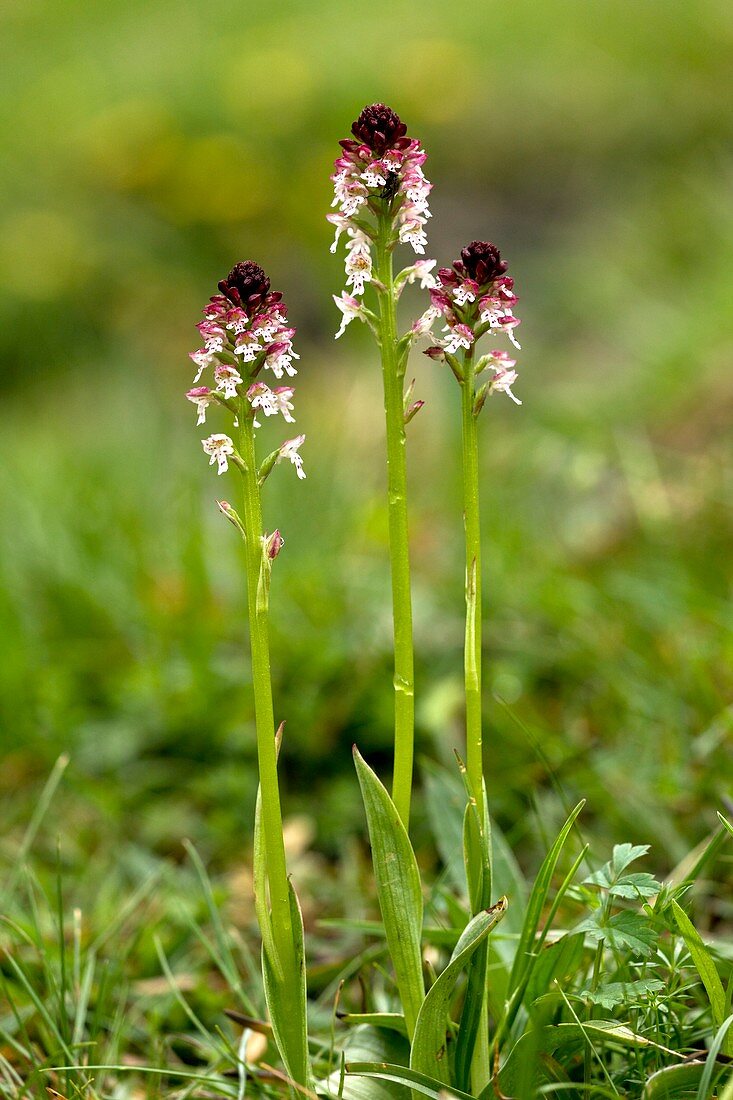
[218,261,272,316]
[350,103,409,155]
[456,241,508,286]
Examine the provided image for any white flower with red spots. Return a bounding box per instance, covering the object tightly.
[478,296,522,349]
[214,363,243,399]
[400,259,437,290]
[247,382,296,424]
[332,292,366,339]
[202,433,234,475]
[186,386,216,425]
[189,348,218,384]
[489,367,522,405]
[232,332,263,362]
[265,340,299,379]
[278,435,306,480]
[443,323,474,355]
[453,279,479,306]
[344,230,373,296]
[411,306,440,338]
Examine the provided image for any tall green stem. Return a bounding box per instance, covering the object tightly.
[461,348,484,821]
[373,213,415,830]
[456,347,492,1094]
[237,412,295,974]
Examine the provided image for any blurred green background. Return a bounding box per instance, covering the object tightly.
[1,0,732,878]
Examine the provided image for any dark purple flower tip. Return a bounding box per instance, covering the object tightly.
[351,103,408,154]
[437,267,459,288]
[424,345,446,361]
[458,241,508,286]
[218,261,271,315]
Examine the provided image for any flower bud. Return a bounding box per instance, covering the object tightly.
[262,529,285,560]
[458,241,508,286]
[218,261,271,315]
[350,103,408,154]
[216,499,246,538]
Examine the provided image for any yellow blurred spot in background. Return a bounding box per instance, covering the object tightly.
[0,210,90,300]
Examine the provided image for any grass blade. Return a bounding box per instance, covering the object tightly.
[671,899,732,1057]
[346,1061,474,1100]
[696,1015,733,1100]
[2,754,69,901]
[507,800,585,1000]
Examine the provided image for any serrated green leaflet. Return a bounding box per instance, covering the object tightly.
[579,977,664,1010]
[671,900,733,1057]
[575,909,657,956]
[410,900,507,1087]
[354,748,425,1039]
[346,1061,474,1100]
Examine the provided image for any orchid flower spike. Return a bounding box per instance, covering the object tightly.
[328,102,436,336]
[424,240,524,408]
[187,260,306,481]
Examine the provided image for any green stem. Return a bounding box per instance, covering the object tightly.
[459,347,490,1093]
[461,347,484,821]
[237,412,295,975]
[373,213,415,830]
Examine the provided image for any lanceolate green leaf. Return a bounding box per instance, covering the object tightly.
[455,784,494,1090]
[507,800,584,1000]
[354,748,425,1039]
[525,932,585,1006]
[262,881,314,1092]
[410,901,507,1086]
[338,1013,408,1037]
[671,900,733,1057]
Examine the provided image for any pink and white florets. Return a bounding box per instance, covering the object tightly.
[425,241,524,407]
[329,103,433,331]
[247,382,296,424]
[188,261,306,482]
